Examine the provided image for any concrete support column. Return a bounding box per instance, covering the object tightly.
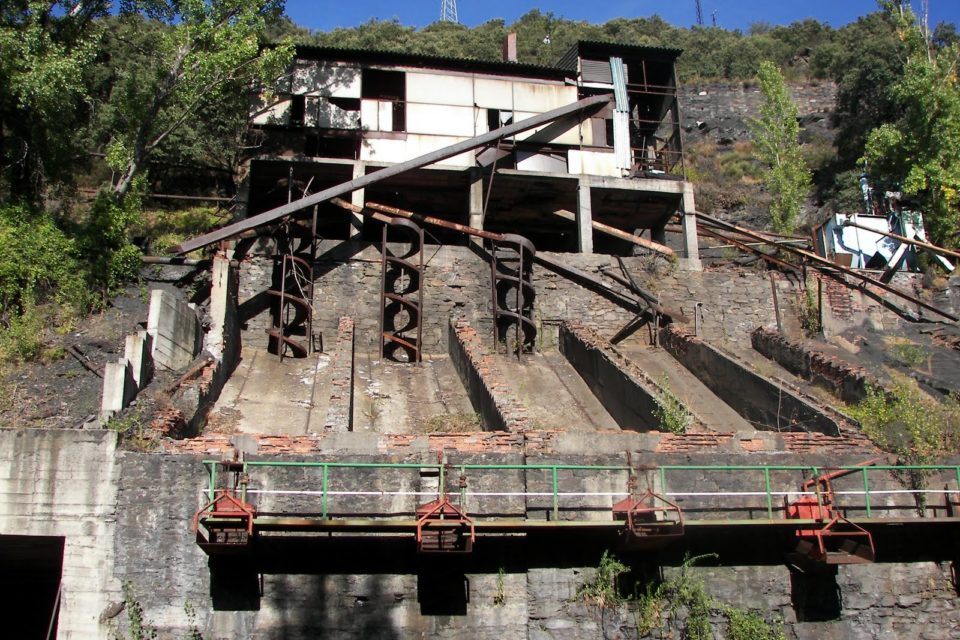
[576,181,594,254]
[207,255,239,371]
[468,168,484,240]
[681,181,702,271]
[123,330,153,390]
[349,161,366,238]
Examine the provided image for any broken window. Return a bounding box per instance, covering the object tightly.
[487,108,514,132]
[289,95,305,126]
[362,69,406,132]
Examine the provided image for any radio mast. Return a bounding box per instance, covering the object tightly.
[441,0,459,23]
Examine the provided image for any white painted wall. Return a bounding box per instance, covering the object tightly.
[407,104,475,137]
[568,150,619,177]
[407,72,474,106]
[361,136,474,167]
[291,61,361,98]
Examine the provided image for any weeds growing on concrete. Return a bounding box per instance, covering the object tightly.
[654,375,692,434]
[108,408,157,451]
[579,552,785,640]
[847,379,960,513]
[890,341,929,369]
[577,550,629,608]
[494,567,506,606]
[798,277,821,337]
[120,582,157,640]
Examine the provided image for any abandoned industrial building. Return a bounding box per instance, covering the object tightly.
[5,39,960,640]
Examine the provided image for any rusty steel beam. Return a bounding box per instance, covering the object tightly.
[698,225,801,273]
[696,212,960,322]
[174,94,614,254]
[336,198,658,318]
[552,209,674,256]
[363,201,506,242]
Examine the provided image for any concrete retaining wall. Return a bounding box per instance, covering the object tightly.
[661,326,843,435]
[147,289,201,370]
[560,322,676,431]
[0,429,121,639]
[237,243,784,355]
[1,429,957,639]
[448,318,528,431]
[751,328,873,404]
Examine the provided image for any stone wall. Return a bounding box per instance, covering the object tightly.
[238,243,783,354]
[751,327,874,404]
[2,429,958,638]
[679,82,836,146]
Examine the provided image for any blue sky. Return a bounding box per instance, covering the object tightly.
[287,1,960,32]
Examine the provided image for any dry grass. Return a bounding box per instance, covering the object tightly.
[422,412,481,433]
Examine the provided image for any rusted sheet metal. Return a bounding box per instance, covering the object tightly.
[696,211,959,322]
[174,94,614,254]
[841,220,960,262]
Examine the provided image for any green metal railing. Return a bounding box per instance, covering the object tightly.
[201,460,960,523]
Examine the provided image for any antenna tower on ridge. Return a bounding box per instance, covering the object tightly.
[694,0,704,26]
[441,0,459,23]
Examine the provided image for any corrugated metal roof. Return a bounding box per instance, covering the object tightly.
[289,41,682,78]
[291,44,571,79]
[558,40,683,69]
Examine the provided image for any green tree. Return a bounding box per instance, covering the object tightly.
[749,61,811,233]
[103,0,293,198]
[863,5,960,246]
[814,10,907,168]
[0,1,105,201]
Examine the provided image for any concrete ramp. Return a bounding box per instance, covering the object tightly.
[353,353,476,433]
[616,339,755,433]
[493,351,620,431]
[208,348,331,435]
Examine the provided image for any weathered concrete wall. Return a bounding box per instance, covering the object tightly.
[0,429,121,640]
[111,447,957,639]
[324,316,355,432]
[238,243,783,355]
[2,429,958,638]
[559,322,670,431]
[752,327,873,404]
[147,288,201,370]
[661,326,844,435]
[448,318,529,431]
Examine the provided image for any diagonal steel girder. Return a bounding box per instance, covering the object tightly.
[175,93,614,254]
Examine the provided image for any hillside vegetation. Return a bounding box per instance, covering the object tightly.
[0,1,957,370]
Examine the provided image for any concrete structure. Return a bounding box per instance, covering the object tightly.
[245,41,700,264]
[13,66,960,639]
[146,289,201,371]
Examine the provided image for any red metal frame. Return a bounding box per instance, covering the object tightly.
[785,460,881,565]
[612,488,684,542]
[415,496,475,554]
[194,491,256,553]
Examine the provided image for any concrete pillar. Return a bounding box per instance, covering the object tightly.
[349,161,366,238]
[100,359,136,422]
[123,330,153,390]
[147,289,201,370]
[468,168,484,239]
[207,255,239,370]
[681,181,702,271]
[576,181,594,254]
